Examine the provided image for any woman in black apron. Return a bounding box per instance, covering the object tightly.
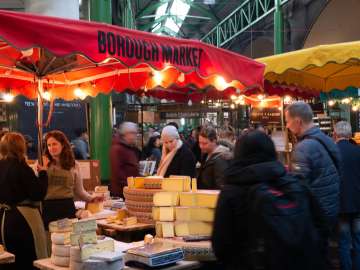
[0,132,48,269]
[42,130,97,229]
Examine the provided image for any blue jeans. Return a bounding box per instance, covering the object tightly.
[338,213,360,270]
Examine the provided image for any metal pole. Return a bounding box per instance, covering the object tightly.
[274,0,284,55]
[37,78,44,165]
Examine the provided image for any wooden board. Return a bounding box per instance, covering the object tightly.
[0,252,15,264]
[97,219,154,232]
[34,258,201,270]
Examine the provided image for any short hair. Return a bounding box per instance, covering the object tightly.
[334,121,352,139]
[285,101,314,124]
[119,122,138,135]
[0,132,27,162]
[199,127,217,142]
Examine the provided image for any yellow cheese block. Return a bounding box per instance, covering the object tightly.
[70,231,97,246]
[179,191,219,208]
[153,192,179,206]
[175,222,213,237]
[191,178,197,192]
[175,207,215,222]
[155,222,175,238]
[152,207,175,221]
[127,177,145,189]
[86,202,104,214]
[0,244,4,254]
[116,209,127,220]
[161,178,191,192]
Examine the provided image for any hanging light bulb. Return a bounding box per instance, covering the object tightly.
[257,94,265,100]
[188,100,193,106]
[230,104,235,109]
[3,93,14,103]
[342,98,351,104]
[328,100,335,107]
[201,100,205,104]
[284,95,292,104]
[74,88,87,100]
[178,72,185,83]
[152,70,163,85]
[230,95,237,100]
[42,91,52,101]
[215,76,227,89]
[352,105,359,111]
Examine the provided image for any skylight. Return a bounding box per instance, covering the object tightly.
[152,0,193,36]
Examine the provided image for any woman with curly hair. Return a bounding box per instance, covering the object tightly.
[42,130,99,228]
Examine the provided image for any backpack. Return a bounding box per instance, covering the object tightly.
[248,177,321,250]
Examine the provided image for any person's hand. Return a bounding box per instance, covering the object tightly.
[90,194,105,203]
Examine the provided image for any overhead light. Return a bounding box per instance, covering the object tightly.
[284,95,292,103]
[230,104,235,109]
[328,100,335,107]
[201,100,205,104]
[259,100,266,107]
[215,76,227,89]
[42,91,52,101]
[3,93,14,103]
[180,118,185,126]
[178,73,185,82]
[203,0,216,4]
[188,100,192,106]
[352,105,359,111]
[257,94,265,100]
[230,95,236,100]
[152,71,163,85]
[278,106,282,111]
[342,98,351,104]
[74,88,87,100]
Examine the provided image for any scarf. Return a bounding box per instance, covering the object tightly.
[157,140,183,177]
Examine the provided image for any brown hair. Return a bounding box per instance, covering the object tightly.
[199,127,217,142]
[45,130,75,170]
[0,132,27,162]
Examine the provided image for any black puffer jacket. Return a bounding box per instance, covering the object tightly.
[163,144,196,178]
[212,161,324,270]
[291,126,341,221]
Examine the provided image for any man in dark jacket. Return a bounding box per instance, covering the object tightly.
[197,127,232,189]
[285,101,341,263]
[334,121,360,270]
[110,122,140,198]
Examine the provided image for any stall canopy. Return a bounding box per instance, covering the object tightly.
[0,10,264,102]
[258,41,360,94]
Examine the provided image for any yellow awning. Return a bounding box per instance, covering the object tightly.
[257,41,360,92]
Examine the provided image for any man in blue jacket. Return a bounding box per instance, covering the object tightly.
[334,121,360,270]
[285,101,341,264]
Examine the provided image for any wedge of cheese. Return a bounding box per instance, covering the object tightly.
[86,202,104,214]
[72,219,97,234]
[175,222,213,237]
[70,238,115,262]
[152,207,175,221]
[70,231,97,246]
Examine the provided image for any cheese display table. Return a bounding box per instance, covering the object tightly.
[34,258,202,270]
[97,219,155,243]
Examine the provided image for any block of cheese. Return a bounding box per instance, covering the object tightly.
[72,219,97,234]
[94,186,108,193]
[90,251,124,262]
[51,255,70,267]
[116,209,127,220]
[162,178,191,192]
[49,218,77,233]
[152,207,175,221]
[179,191,219,208]
[127,177,145,189]
[0,244,4,255]
[143,176,163,189]
[175,222,213,237]
[52,244,71,257]
[155,222,175,238]
[196,191,219,208]
[175,207,215,222]
[70,238,115,262]
[123,187,161,202]
[86,202,104,214]
[191,178,197,192]
[70,231,97,246]
[51,232,71,245]
[153,192,179,206]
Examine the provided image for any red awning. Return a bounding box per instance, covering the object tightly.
[0,10,264,101]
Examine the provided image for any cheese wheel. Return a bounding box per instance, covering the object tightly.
[70,260,83,270]
[125,200,153,213]
[51,232,71,245]
[127,210,154,224]
[123,187,161,202]
[51,255,70,267]
[52,244,71,257]
[70,246,82,263]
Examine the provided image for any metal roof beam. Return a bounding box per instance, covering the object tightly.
[201,0,290,47]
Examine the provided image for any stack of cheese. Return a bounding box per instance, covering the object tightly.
[123,176,163,223]
[153,177,219,238]
[94,186,111,200]
[50,219,77,267]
